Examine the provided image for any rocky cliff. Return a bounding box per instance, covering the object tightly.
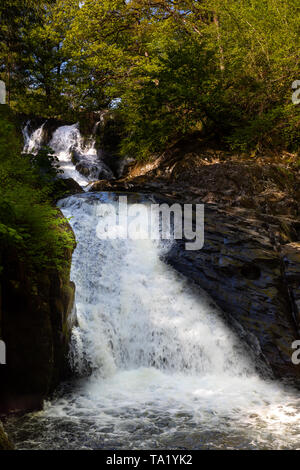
[164,202,300,384]
[0,423,13,450]
[0,213,76,415]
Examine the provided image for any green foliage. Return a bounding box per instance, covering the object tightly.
[1,0,299,155]
[25,146,63,181]
[0,107,75,274]
[118,32,220,158]
[57,0,300,157]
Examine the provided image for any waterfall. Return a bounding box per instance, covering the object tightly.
[6,192,300,450]
[48,123,91,186]
[23,120,46,154]
[62,194,254,379]
[22,121,114,187]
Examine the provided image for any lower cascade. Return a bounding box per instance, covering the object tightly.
[5,193,300,450]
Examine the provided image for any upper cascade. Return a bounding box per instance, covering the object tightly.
[22,120,114,188]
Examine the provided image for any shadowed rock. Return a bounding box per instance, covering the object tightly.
[164,203,300,384]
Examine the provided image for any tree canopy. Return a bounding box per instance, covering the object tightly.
[1,0,299,157]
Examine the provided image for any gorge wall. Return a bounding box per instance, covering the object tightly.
[0,422,13,450]
[165,204,300,384]
[0,214,76,415]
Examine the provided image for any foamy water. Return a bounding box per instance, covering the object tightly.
[5,193,300,450]
[23,121,102,187]
[49,123,100,187]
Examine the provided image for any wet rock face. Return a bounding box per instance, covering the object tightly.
[23,117,69,147]
[75,160,115,180]
[51,178,84,201]
[282,243,300,326]
[164,204,300,384]
[0,215,76,415]
[75,161,92,177]
[0,422,13,450]
[97,148,133,179]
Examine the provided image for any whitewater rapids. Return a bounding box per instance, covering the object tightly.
[5,193,300,450]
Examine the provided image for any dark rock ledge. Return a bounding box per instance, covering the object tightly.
[164,202,300,385]
[0,211,76,416]
[0,422,13,450]
[282,243,300,328]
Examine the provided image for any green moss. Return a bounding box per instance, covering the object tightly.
[0,107,76,274]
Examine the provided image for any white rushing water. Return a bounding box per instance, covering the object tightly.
[6,193,300,450]
[49,123,99,186]
[23,121,103,187]
[23,121,46,154]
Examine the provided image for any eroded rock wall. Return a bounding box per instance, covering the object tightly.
[0,215,76,415]
[165,204,300,384]
[0,422,13,450]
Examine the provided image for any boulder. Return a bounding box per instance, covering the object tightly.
[76,160,115,181]
[70,148,83,165]
[97,148,133,179]
[75,161,91,177]
[51,178,84,202]
[97,163,115,180]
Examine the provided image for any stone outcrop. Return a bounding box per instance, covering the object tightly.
[75,161,114,181]
[282,243,300,326]
[51,178,84,202]
[0,212,76,415]
[0,423,13,450]
[163,202,300,384]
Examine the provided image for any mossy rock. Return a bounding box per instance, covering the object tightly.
[50,178,84,202]
[0,423,14,450]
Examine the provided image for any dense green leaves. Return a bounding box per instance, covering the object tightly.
[1,0,299,155]
[25,147,63,181]
[0,107,75,273]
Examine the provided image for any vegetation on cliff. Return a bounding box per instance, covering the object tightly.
[0,106,76,416]
[1,0,299,159]
[0,106,75,276]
